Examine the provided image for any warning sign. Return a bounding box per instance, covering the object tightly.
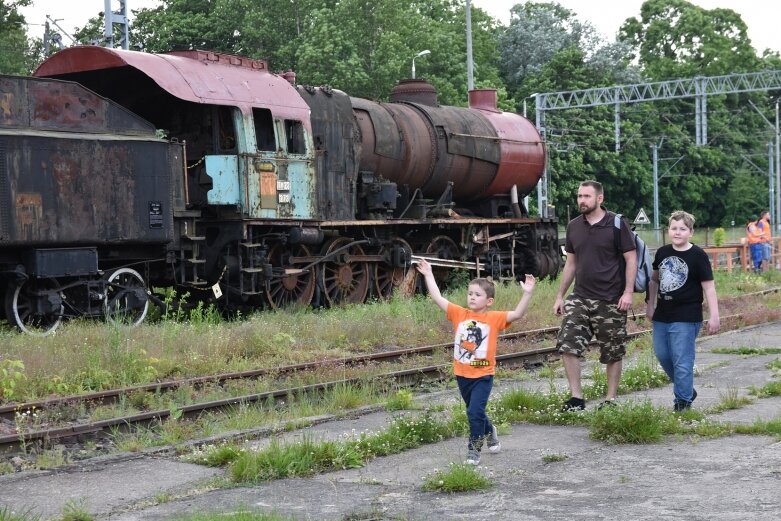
[634,208,650,225]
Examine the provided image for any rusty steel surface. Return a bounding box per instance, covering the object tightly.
[468,89,546,197]
[0,76,175,246]
[34,47,310,121]
[297,85,359,220]
[1,75,155,135]
[351,88,545,202]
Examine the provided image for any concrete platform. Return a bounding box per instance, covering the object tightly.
[1,323,780,520]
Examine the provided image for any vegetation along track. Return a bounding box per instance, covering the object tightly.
[0,304,757,453]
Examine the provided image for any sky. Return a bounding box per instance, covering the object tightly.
[19,0,780,54]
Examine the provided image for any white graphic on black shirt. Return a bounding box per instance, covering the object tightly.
[659,256,688,293]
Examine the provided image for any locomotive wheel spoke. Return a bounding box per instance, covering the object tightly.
[104,268,149,327]
[320,238,369,306]
[425,235,461,285]
[265,244,315,309]
[375,238,414,299]
[4,278,64,336]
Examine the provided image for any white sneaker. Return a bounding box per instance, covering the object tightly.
[487,425,501,453]
[465,449,481,465]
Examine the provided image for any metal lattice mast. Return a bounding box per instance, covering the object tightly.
[104,0,130,50]
[534,70,781,217]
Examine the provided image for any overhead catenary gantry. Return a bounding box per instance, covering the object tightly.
[532,70,781,219]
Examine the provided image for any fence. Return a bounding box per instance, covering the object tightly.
[702,238,780,273]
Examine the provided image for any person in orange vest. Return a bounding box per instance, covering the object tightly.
[746,216,763,272]
[757,211,772,271]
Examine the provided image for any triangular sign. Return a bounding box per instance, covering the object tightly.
[633,208,650,225]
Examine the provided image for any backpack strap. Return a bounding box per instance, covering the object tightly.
[613,213,622,254]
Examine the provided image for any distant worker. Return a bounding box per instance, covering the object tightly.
[746,216,763,272]
[757,211,772,271]
[416,257,536,466]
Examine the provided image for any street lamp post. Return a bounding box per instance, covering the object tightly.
[412,49,430,79]
[523,93,538,119]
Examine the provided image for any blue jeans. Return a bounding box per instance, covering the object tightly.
[652,321,701,404]
[456,375,494,451]
[750,243,763,270]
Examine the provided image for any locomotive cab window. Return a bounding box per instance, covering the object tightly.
[285,120,306,155]
[216,106,237,153]
[253,108,276,152]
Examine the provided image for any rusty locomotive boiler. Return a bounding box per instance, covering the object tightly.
[0,46,559,334]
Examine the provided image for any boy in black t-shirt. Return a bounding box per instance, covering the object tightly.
[646,211,720,411]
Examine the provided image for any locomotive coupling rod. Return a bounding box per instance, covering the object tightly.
[410,255,484,271]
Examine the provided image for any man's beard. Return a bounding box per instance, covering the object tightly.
[579,202,597,215]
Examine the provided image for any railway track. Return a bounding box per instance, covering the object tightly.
[0,308,753,453]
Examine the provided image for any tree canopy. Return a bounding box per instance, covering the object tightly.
[10,0,781,227]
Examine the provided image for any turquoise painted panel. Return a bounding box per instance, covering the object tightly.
[206,155,241,205]
[287,159,314,218]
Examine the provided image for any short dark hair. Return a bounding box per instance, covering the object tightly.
[469,278,495,298]
[579,180,603,196]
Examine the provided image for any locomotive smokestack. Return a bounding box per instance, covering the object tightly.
[468,89,499,112]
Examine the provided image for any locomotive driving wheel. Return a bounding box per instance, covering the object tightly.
[4,277,64,336]
[425,235,461,282]
[320,237,370,306]
[103,268,149,327]
[374,238,414,299]
[265,243,316,309]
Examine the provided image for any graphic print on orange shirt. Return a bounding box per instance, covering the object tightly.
[455,319,488,362]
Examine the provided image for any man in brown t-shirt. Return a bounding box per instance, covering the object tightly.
[552,180,637,411]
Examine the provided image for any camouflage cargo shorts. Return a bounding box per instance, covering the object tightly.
[556,295,627,364]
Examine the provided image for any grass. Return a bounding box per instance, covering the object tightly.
[386,389,417,411]
[60,499,93,521]
[0,507,41,521]
[421,463,493,492]
[749,380,781,398]
[589,400,669,444]
[541,452,569,463]
[711,347,781,355]
[173,510,296,521]
[708,387,754,413]
[1,269,779,403]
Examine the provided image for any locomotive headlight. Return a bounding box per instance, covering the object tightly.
[254,160,275,173]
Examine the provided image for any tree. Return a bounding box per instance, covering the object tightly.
[619,0,760,79]
[498,2,599,95]
[130,0,508,106]
[0,0,34,74]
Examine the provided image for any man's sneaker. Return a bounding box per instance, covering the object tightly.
[673,400,692,412]
[487,425,501,454]
[465,449,481,465]
[597,399,617,410]
[674,389,698,412]
[561,396,586,412]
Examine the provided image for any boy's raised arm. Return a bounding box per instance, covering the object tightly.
[507,274,536,323]
[415,258,450,312]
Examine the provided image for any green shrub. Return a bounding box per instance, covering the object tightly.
[713,227,726,247]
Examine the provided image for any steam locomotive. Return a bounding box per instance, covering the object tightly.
[0,46,559,335]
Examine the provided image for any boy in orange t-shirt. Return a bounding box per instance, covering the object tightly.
[416,258,536,465]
